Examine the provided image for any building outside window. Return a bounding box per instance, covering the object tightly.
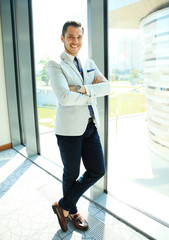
[108,0,169,227]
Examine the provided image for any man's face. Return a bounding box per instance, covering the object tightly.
[61,26,83,56]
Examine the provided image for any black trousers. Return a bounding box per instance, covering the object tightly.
[56,121,105,214]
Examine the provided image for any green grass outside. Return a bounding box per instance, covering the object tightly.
[38,107,56,128]
[38,92,146,128]
[109,92,146,118]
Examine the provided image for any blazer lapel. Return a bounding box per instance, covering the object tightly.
[60,52,83,83]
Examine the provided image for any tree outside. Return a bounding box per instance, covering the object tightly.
[38,56,50,86]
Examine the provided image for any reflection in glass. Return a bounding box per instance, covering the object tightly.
[108,0,169,226]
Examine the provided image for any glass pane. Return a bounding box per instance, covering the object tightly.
[108,0,169,226]
[32,0,88,166]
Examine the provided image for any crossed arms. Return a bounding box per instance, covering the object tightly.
[48,60,111,106]
[69,75,104,94]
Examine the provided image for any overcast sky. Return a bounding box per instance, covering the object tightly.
[32,0,88,67]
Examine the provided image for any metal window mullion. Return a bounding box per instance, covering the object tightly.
[10,0,25,145]
[87,0,108,199]
[0,0,21,147]
[28,0,40,154]
[103,0,109,193]
[14,0,39,157]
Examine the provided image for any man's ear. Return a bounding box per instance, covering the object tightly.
[61,35,64,42]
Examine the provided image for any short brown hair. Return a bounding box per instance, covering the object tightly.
[62,21,84,37]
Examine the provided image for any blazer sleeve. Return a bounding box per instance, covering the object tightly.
[84,59,111,97]
[48,60,93,106]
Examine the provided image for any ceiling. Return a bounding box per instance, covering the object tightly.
[108,0,169,29]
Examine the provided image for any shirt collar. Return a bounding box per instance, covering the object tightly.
[64,51,78,62]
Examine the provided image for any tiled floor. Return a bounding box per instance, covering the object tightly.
[0,149,151,240]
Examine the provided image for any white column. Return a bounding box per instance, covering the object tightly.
[140,7,169,160]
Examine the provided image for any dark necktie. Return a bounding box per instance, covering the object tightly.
[74,57,94,117]
[74,57,83,78]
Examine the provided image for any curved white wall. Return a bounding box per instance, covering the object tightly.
[140,7,169,160]
[0,16,11,147]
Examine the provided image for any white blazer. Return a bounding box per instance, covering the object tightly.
[48,52,111,136]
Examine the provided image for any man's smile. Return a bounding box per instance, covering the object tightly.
[70,44,78,49]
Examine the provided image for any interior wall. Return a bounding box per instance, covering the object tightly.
[0,15,11,148]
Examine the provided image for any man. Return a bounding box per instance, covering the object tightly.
[48,21,111,232]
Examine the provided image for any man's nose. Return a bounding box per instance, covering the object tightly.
[72,37,78,42]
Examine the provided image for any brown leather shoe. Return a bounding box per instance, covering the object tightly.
[52,202,68,232]
[68,213,88,230]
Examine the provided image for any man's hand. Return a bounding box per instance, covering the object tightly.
[92,76,104,84]
[69,86,76,92]
[69,85,86,94]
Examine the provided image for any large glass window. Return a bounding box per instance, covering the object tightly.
[108,0,169,226]
[32,0,88,166]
